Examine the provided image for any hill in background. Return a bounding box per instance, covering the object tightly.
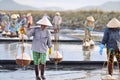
[0,0,62,11]
[0,0,120,31]
[0,0,37,10]
[79,1,120,12]
[0,0,120,12]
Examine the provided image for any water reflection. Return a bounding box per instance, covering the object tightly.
[8,43,18,57]
[82,46,95,61]
[4,43,9,50]
[0,42,107,61]
[83,51,91,61]
[0,42,32,60]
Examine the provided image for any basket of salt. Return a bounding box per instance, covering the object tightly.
[16,53,31,67]
[49,51,63,63]
[82,41,90,51]
[16,28,31,67]
[1,31,7,36]
[89,39,95,48]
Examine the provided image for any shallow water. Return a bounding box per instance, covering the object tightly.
[0,69,120,80]
[0,29,119,80]
[0,42,108,61]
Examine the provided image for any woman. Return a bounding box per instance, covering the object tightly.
[99,18,120,77]
[27,13,33,28]
[84,16,95,41]
[52,12,62,33]
[26,16,52,80]
[9,14,18,37]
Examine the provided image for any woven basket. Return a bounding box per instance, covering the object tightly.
[82,46,90,51]
[49,58,62,63]
[16,59,31,67]
[49,51,63,63]
[16,53,31,66]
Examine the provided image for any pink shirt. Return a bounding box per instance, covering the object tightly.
[28,16,33,24]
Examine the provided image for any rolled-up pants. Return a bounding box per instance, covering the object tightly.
[107,48,120,75]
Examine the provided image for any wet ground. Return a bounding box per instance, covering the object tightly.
[0,69,120,80]
[0,42,108,61]
[0,41,119,80]
[0,29,119,80]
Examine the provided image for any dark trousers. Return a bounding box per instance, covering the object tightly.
[27,23,31,28]
[107,48,120,75]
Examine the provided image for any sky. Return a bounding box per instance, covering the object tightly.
[11,0,120,10]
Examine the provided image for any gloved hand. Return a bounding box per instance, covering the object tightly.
[99,44,105,55]
[49,47,52,55]
[20,28,26,34]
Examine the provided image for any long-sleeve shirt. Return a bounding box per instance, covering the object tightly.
[20,18,27,26]
[27,16,33,24]
[101,28,120,50]
[52,15,62,26]
[26,28,52,53]
[9,19,17,33]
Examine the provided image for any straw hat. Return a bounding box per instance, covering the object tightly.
[36,16,52,26]
[87,16,95,22]
[107,18,120,28]
[1,12,6,15]
[15,14,20,18]
[11,14,17,19]
[27,13,31,17]
[56,12,60,16]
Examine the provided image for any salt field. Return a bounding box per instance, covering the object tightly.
[0,68,120,80]
[0,42,108,61]
[0,29,119,80]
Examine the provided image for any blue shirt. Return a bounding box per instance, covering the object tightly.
[101,28,120,50]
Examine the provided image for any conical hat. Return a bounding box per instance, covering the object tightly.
[27,13,31,17]
[87,16,95,22]
[11,14,17,19]
[107,18,120,28]
[15,14,20,18]
[1,12,6,15]
[36,16,52,26]
[56,12,60,16]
